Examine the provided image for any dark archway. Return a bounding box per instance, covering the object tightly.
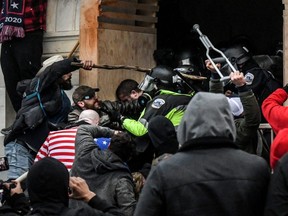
[156,0,283,62]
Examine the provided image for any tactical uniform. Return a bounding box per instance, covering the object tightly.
[119,65,195,171]
[122,90,192,136]
[223,45,281,122]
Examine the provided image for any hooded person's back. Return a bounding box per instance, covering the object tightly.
[27,157,122,216]
[27,157,70,215]
[134,92,270,216]
[148,115,179,165]
[177,92,239,145]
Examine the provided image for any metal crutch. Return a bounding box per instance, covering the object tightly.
[193,24,237,82]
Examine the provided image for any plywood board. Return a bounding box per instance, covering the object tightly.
[79,0,157,100]
[96,29,156,100]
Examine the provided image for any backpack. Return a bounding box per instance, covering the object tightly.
[14,77,47,130]
[4,78,48,145]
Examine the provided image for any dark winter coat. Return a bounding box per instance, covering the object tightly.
[4,59,78,151]
[0,157,123,216]
[70,125,136,216]
[265,153,288,215]
[134,92,270,216]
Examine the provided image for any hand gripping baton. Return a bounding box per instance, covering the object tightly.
[193,24,237,82]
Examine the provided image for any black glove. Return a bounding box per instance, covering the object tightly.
[210,72,221,79]
[236,84,250,92]
[109,110,126,124]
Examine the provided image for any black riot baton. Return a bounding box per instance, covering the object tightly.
[193,24,237,82]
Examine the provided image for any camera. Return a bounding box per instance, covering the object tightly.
[0,179,16,204]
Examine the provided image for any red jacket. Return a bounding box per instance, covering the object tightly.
[270,128,288,169]
[262,88,288,135]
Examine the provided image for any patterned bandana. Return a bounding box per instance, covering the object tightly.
[0,0,25,42]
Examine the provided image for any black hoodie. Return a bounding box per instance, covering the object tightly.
[148,115,179,157]
[0,157,123,216]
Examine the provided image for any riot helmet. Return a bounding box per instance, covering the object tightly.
[224,45,251,65]
[177,50,194,66]
[138,65,177,92]
[175,48,204,75]
[174,50,206,93]
[173,65,206,93]
[176,49,204,69]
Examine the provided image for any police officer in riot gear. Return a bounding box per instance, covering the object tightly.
[222,45,281,107]
[223,45,262,94]
[174,50,207,93]
[117,65,194,171]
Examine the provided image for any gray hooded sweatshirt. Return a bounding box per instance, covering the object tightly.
[134,92,269,216]
[177,92,236,146]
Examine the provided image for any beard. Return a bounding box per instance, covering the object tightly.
[59,79,73,90]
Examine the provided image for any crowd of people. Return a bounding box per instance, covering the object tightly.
[0,2,286,213]
[0,41,286,215]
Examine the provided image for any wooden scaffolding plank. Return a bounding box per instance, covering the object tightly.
[101,0,159,12]
[100,11,157,23]
[99,22,156,33]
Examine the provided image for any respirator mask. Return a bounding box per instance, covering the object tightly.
[137,74,158,107]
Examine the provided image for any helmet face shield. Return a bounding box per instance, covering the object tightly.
[138,74,157,92]
[224,46,250,65]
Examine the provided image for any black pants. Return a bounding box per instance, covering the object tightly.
[1,30,44,112]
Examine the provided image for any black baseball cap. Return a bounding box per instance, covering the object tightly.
[72,85,100,103]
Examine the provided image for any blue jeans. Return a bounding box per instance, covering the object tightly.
[5,141,34,180]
